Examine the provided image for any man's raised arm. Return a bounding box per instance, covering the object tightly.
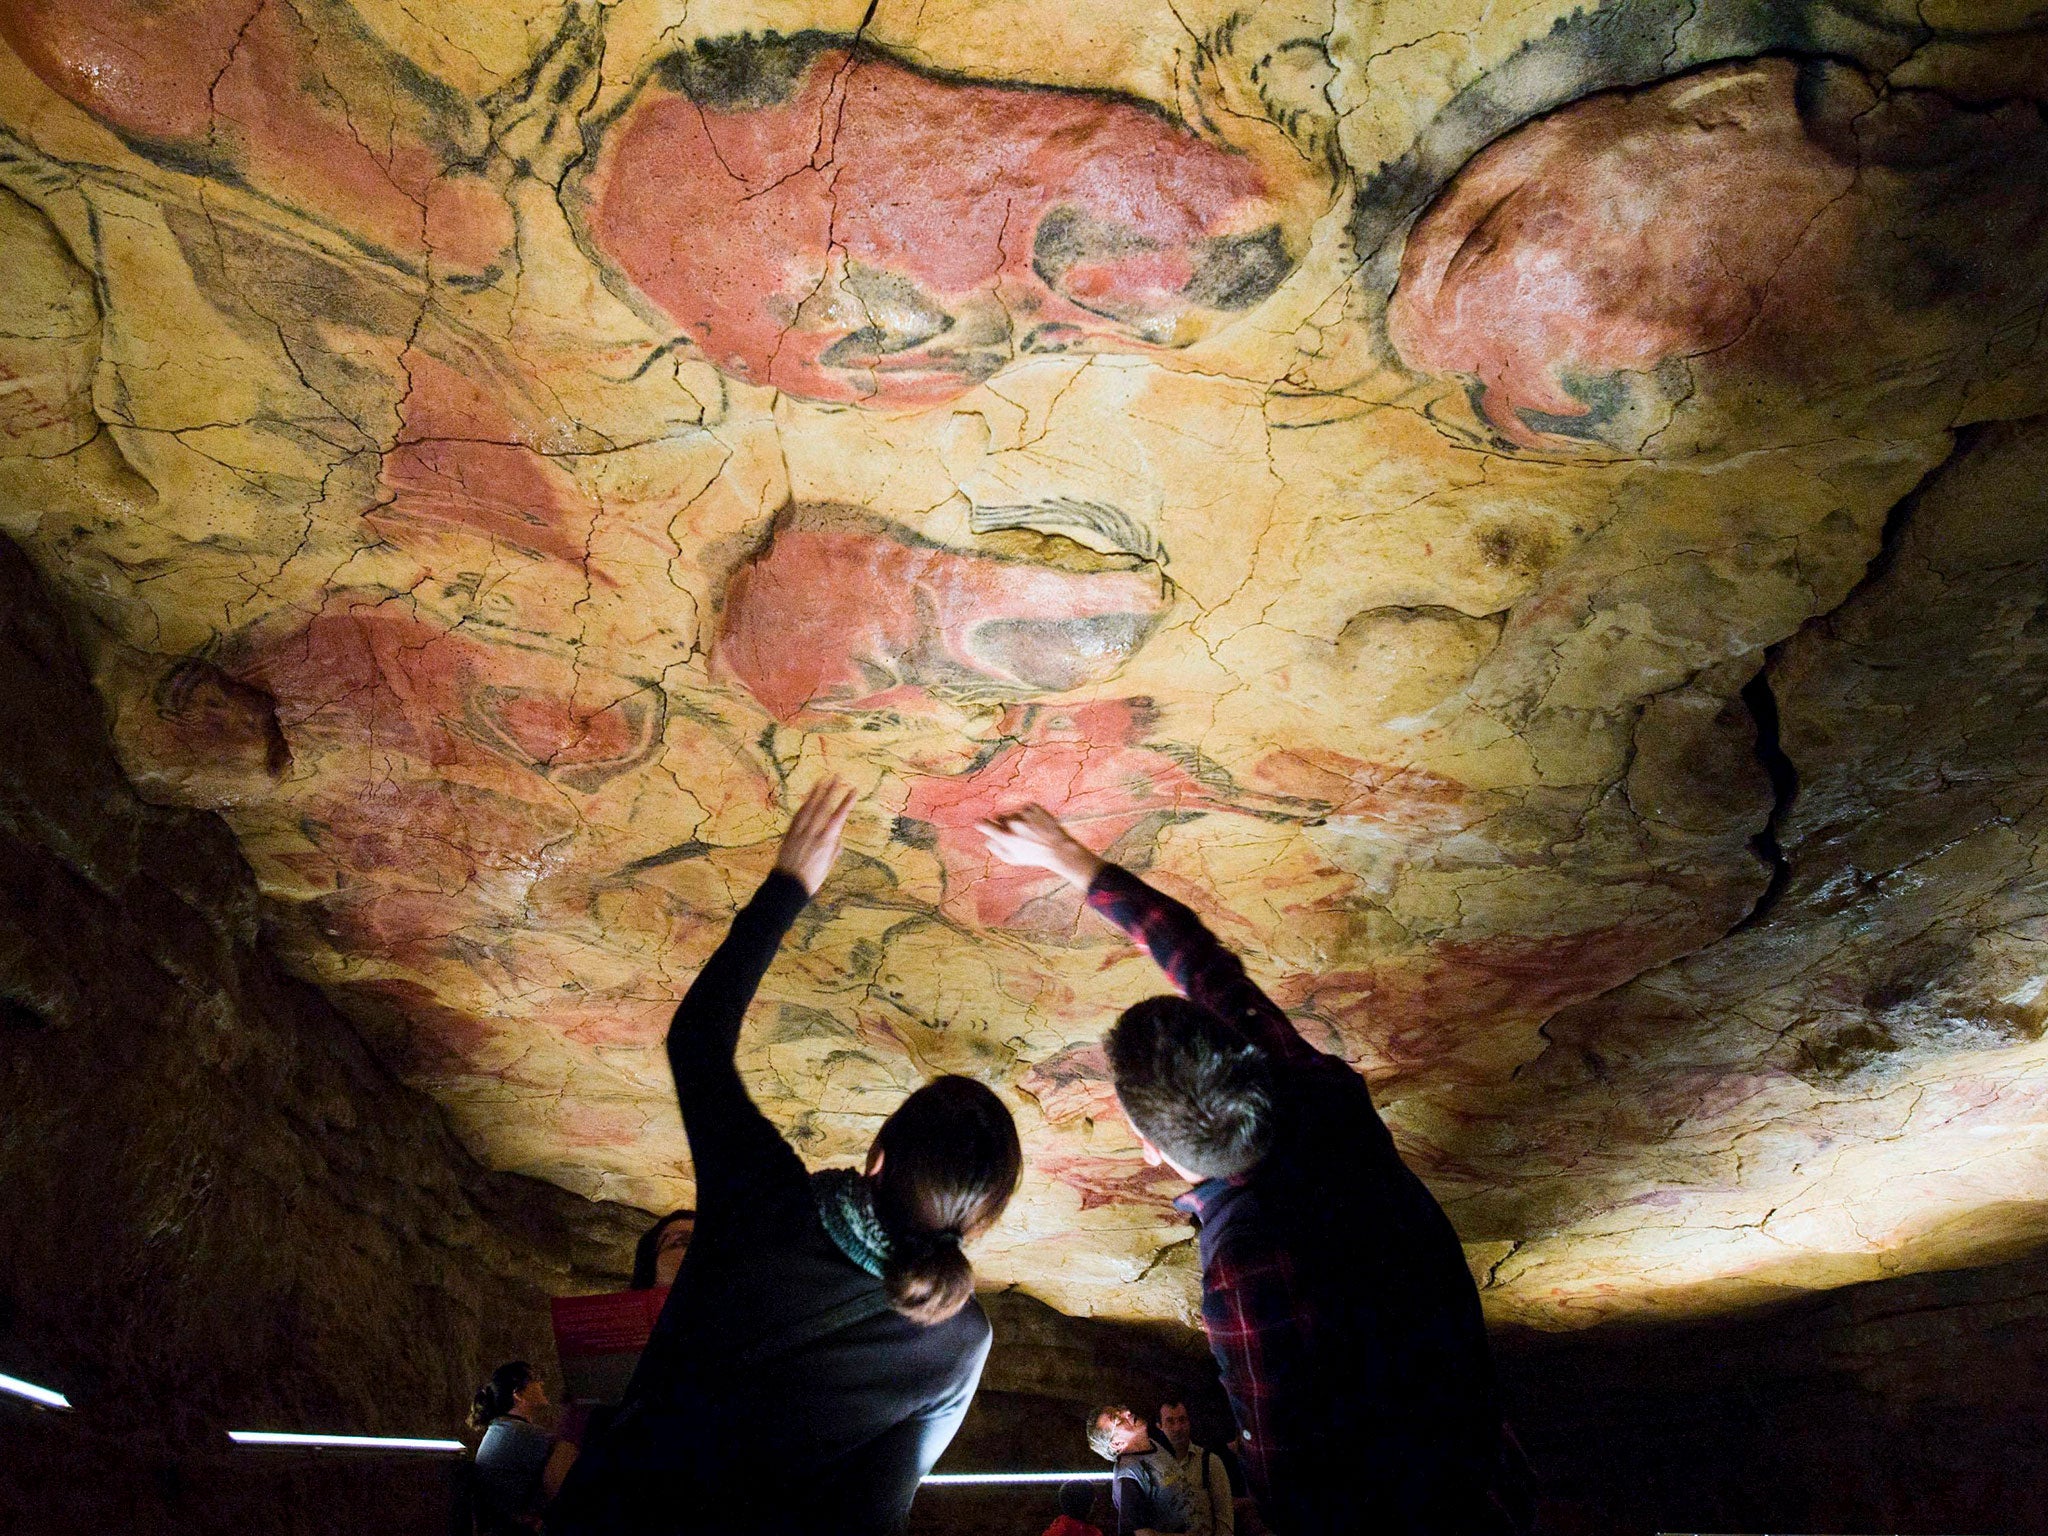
[977,806,1318,1068]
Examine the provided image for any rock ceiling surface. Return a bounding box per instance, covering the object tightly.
[2,0,2047,1328]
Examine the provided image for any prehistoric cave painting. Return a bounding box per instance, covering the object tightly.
[1388,57,2048,452]
[0,0,511,278]
[714,505,1168,723]
[4,0,2048,1329]
[1247,746,1469,831]
[1018,1041,1120,1127]
[370,351,616,579]
[284,777,574,895]
[895,697,1255,931]
[227,596,664,791]
[576,32,1319,408]
[100,654,293,808]
[1039,1152,1190,1213]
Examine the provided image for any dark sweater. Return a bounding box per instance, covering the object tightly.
[547,871,991,1536]
[1088,866,1510,1535]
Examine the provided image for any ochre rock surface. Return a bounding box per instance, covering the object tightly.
[0,0,2045,1328]
[0,532,645,1534]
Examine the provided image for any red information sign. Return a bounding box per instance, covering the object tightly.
[550,1287,668,1408]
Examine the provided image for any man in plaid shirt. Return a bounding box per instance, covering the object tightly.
[982,808,1524,1535]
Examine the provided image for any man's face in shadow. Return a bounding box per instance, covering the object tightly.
[1158,1401,1191,1453]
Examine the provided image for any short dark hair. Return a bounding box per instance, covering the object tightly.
[1105,997,1274,1179]
[1058,1480,1097,1519]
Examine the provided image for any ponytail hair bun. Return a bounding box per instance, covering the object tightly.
[871,1076,1022,1326]
[466,1360,533,1433]
[883,1229,975,1326]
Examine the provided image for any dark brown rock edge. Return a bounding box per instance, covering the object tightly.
[0,531,645,1534]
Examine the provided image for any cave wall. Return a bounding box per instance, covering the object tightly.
[1445,414,2048,1319]
[1499,1239,2048,1535]
[1,0,2047,1529]
[0,518,1218,1535]
[0,0,2040,1329]
[0,531,644,1533]
[7,479,2048,1536]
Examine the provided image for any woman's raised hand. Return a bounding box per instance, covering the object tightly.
[773,777,857,895]
[975,804,1106,891]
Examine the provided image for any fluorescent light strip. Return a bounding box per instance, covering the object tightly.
[922,1471,1113,1485]
[228,1431,464,1453]
[0,1371,71,1410]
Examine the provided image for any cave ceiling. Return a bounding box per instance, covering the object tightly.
[2,0,2047,1329]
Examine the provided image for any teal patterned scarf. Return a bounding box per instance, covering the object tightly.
[811,1167,893,1279]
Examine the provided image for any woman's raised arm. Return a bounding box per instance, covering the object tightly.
[666,779,856,1211]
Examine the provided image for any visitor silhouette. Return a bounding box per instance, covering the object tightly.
[548,781,1022,1536]
[981,805,1530,1535]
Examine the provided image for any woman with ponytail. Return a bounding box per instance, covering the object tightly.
[549,781,1022,1536]
[467,1362,576,1530]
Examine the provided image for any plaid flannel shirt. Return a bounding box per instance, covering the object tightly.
[1085,863,1327,1513]
[1085,863,1527,1536]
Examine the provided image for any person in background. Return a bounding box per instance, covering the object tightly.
[1088,1403,1194,1536]
[1208,1438,1266,1536]
[1156,1400,1234,1536]
[1042,1479,1106,1536]
[547,780,1024,1536]
[629,1209,696,1289]
[984,807,1523,1535]
[468,1362,577,1530]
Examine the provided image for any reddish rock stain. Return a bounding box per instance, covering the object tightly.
[716,509,1163,723]
[543,996,680,1051]
[1387,59,1853,446]
[1282,922,1688,1067]
[899,699,1228,930]
[1,0,510,273]
[234,598,657,789]
[372,353,614,579]
[587,43,1291,406]
[1038,1152,1186,1212]
[337,975,497,1078]
[556,1101,650,1149]
[311,886,501,971]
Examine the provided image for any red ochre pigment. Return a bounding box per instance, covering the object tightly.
[1388,59,1853,446]
[235,600,650,785]
[899,699,1221,929]
[369,353,615,577]
[715,512,1164,722]
[1038,1152,1189,1212]
[587,44,1290,406]
[3,0,511,272]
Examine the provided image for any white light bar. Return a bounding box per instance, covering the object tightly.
[922,1471,1114,1485]
[0,1371,71,1410]
[228,1431,465,1453]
